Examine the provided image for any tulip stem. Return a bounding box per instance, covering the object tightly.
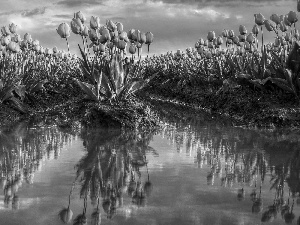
[260,26,264,53]
[65,37,70,54]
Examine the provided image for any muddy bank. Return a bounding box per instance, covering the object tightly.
[142,80,300,130]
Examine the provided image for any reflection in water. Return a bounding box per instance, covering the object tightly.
[0,122,75,211]
[160,120,300,224]
[69,128,157,223]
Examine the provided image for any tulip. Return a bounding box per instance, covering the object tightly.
[57,23,71,38]
[285,32,292,42]
[1,35,11,46]
[216,36,223,45]
[139,32,146,44]
[99,43,106,52]
[81,25,89,37]
[226,38,232,45]
[208,41,214,49]
[127,29,135,41]
[252,24,259,35]
[7,41,17,52]
[199,38,204,45]
[207,31,215,41]
[222,29,228,37]
[232,36,239,45]
[71,18,84,35]
[274,37,281,47]
[12,34,21,43]
[264,20,275,32]
[205,51,212,59]
[228,30,234,38]
[129,43,136,55]
[254,13,265,26]
[106,19,117,31]
[117,40,127,50]
[284,15,292,26]
[99,26,107,35]
[287,11,298,24]
[195,41,200,48]
[246,33,255,43]
[116,22,123,34]
[89,28,99,42]
[32,39,39,46]
[59,207,73,224]
[279,21,287,32]
[53,46,58,53]
[90,16,100,30]
[9,23,17,34]
[1,26,10,36]
[270,14,280,25]
[132,29,140,42]
[119,31,127,40]
[74,11,86,24]
[239,25,247,35]
[238,34,245,42]
[145,31,154,53]
[99,35,107,44]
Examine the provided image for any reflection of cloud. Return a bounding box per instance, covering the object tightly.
[21,7,46,17]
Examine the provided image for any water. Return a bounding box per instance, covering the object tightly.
[0,114,300,225]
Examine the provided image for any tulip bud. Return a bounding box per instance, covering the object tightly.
[238,34,245,42]
[53,46,58,53]
[246,33,255,43]
[270,14,281,25]
[284,15,292,26]
[57,23,71,38]
[287,11,298,24]
[116,22,123,34]
[9,23,17,34]
[228,30,234,38]
[279,21,287,32]
[106,19,117,31]
[254,13,265,26]
[139,32,146,44]
[32,39,39,46]
[89,28,99,42]
[207,31,216,41]
[117,40,127,50]
[71,18,84,35]
[239,25,247,35]
[264,20,275,32]
[1,26,10,36]
[129,43,136,54]
[90,16,100,30]
[222,29,228,37]
[216,36,223,45]
[252,24,259,36]
[74,11,86,24]
[81,25,89,37]
[145,32,154,44]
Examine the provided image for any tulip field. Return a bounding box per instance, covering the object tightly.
[1,8,300,128]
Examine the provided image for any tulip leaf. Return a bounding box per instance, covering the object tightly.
[74,78,98,101]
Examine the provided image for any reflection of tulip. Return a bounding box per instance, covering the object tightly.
[252,198,263,213]
[237,188,245,201]
[59,207,73,223]
[91,209,101,225]
[73,213,87,225]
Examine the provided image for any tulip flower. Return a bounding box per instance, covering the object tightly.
[284,15,292,26]
[71,18,84,35]
[207,31,215,41]
[12,34,21,43]
[1,26,10,36]
[90,16,100,30]
[228,30,234,38]
[57,23,71,53]
[232,36,239,45]
[106,19,117,31]
[287,11,298,24]
[53,46,58,53]
[270,14,281,25]
[246,33,255,43]
[252,24,259,36]
[127,29,135,41]
[239,25,247,35]
[264,20,275,32]
[32,39,39,46]
[119,31,127,41]
[238,34,245,42]
[254,13,265,26]
[1,35,11,46]
[216,36,223,45]
[117,40,126,50]
[74,11,86,24]
[7,41,17,52]
[279,21,287,32]
[222,29,228,37]
[129,43,136,55]
[99,43,106,52]
[199,38,204,45]
[145,31,154,53]
[9,23,17,34]
[81,25,89,37]
[116,22,123,34]
[139,32,146,44]
[89,28,99,42]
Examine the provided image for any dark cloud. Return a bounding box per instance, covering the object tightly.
[21,7,46,17]
[56,0,105,8]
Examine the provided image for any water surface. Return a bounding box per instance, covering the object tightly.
[0,116,300,225]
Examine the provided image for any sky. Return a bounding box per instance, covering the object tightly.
[0,0,297,56]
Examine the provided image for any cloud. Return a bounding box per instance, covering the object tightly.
[56,0,105,7]
[21,7,46,17]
